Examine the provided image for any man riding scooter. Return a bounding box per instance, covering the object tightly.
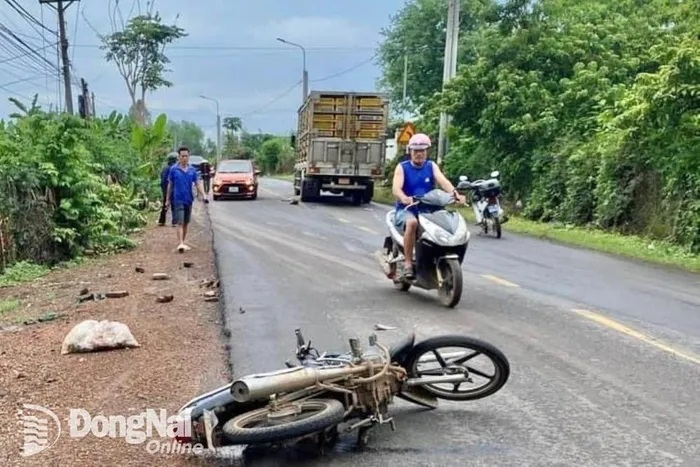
[392,133,467,279]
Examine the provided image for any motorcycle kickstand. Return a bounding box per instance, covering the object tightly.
[357,425,375,449]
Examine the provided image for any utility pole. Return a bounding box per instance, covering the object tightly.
[436,0,460,165]
[402,52,408,121]
[40,0,78,114]
[78,78,91,119]
[199,95,221,164]
[277,38,308,103]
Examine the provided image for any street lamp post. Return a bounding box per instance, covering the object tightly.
[199,95,221,164]
[277,37,308,103]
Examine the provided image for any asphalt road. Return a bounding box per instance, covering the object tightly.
[207,177,700,467]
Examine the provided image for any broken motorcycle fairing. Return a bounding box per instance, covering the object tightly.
[174,328,510,451]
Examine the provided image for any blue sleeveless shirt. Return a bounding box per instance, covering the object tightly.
[395,159,435,212]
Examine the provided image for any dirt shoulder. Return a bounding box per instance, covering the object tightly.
[0,203,230,466]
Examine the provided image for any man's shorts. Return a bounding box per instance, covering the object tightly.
[394,209,417,233]
[173,203,193,225]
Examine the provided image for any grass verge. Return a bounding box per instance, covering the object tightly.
[373,186,700,273]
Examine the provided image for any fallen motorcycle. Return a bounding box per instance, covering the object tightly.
[173,328,510,453]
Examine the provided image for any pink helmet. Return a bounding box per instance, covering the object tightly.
[408,133,431,150]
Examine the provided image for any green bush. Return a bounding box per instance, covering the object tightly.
[0,96,171,273]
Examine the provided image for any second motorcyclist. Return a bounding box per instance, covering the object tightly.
[391,133,466,279]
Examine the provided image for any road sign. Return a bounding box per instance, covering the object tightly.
[397,122,416,145]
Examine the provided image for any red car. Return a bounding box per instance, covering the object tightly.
[212,159,260,200]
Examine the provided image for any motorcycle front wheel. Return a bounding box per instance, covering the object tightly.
[221,398,345,445]
[437,258,463,308]
[404,335,510,401]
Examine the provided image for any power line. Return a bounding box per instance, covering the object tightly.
[3,0,56,35]
[0,42,58,64]
[240,80,302,118]
[71,43,378,51]
[311,54,378,82]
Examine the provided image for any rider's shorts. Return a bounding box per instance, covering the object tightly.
[394,209,417,233]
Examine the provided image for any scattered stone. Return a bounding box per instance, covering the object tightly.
[94,292,107,301]
[204,297,219,303]
[152,273,170,281]
[373,323,397,331]
[105,291,129,299]
[135,267,145,273]
[38,312,62,323]
[222,328,231,338]
[204,291,217,298]
[78,293,94,303]
[183,262,194,268]
[15,371,26,379]
[289,198,299,205]
[156,295,174,303]
[0,325,23,333]
[79,287,89,295]
[46,377,57,383]
[61,319,140,354]
[200,279,215,288]
[23,319,37,326]
[239,306,245,314]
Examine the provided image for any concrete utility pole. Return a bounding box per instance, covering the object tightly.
[200,95,221,164]
[437,0,460,165]
[40,0,78,114]
[277,37,308,103]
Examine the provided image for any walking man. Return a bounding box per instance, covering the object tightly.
[158,153,178,226]
[199,158,212,194]
[165,146,208,252]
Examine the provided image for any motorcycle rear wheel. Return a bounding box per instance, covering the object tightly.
[221,399,345,445]
[404,335,510,401]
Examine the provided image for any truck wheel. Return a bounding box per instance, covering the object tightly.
[300,178,318,202]
[362,181,374,204]
[350,192,363,205]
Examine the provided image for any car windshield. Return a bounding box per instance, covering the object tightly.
[217,161,252,173]
[189,156,204,165]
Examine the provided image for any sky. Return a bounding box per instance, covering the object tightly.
[0,0,406,140]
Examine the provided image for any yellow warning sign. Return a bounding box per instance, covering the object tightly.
[397,122,416,145]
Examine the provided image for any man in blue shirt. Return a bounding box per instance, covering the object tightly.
[165,146,208,253]
[392,133,465,279]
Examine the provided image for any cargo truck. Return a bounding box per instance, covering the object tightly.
[292,91,389,204]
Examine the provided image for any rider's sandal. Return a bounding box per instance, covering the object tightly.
[403,264,416,280]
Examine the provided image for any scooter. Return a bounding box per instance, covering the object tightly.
[376,181,472,308]
[466,171,507,239]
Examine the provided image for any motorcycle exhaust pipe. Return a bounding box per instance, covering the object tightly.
[404,374,470,386]
[231,365,369,403]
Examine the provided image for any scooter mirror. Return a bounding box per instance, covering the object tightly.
[490,171,500,178]
[459,175,468,182]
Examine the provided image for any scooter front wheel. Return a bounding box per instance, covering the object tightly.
[437,258,463,308]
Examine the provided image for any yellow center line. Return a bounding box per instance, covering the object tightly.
[572,308,700,366]
[481,274,519,288]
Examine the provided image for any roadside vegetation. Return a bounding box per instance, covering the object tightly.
[0,96,171,282]
[376,0,700,270]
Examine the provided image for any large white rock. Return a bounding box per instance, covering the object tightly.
[61,319,140,354]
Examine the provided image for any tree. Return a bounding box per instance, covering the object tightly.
[257,138,293,174]
[101,6,187,125]
[167,120,205,154]
[376,0,497,115]
[380,0,700,252]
